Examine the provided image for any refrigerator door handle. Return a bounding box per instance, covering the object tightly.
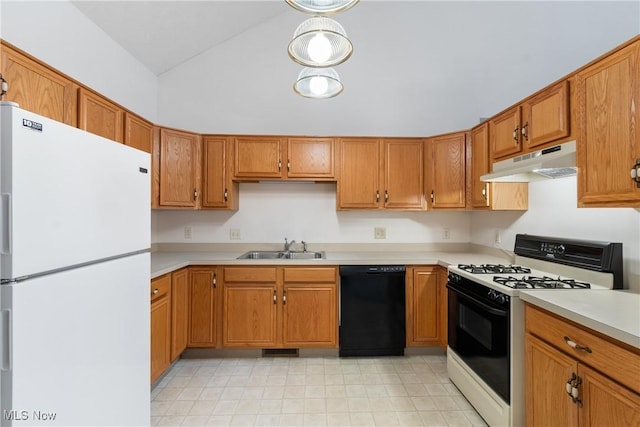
[1,193,12,255]
[1,309,11,371]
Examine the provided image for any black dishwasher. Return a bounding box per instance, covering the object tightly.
[339,265,406,357]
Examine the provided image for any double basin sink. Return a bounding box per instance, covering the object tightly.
[237,250,326,260]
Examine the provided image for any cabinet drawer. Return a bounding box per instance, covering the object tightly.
[525,304,640,393]
[284,267,337,283]
[224,267,277,283]
[150,274,171,302]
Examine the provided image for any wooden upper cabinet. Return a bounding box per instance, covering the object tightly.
[287,137,335,179]
[234,136,284,179]
[0,42,77,126]
[202,136,238,210]
[78,87,123,142]
[576,40,640,207]
[337,138,381,209]
[427,132,466,209]
[522,80,570,150]
[490,106,521,161]
[157,128,201,208]
[469,123,528,211]
[124,112,153,153]
[383,139,424,209]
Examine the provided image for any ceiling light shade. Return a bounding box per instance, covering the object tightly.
[285,0,360,15]
[288,17,353,67]
[294,67,344,99]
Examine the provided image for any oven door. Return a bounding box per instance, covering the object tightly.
[447,281,510,403]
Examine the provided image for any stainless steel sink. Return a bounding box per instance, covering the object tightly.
[237,250,325,260]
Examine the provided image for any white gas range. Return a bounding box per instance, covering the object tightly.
[446,234,623,427]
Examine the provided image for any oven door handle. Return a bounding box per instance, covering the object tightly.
[447,284,509,317]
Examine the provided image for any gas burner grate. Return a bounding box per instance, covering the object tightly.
[493,275,591,289]
[458,264,531,275]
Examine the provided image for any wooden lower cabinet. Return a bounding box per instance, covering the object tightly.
[170,268,189,360]
[525,304,640,426]
[188,267,219,347]
[222,266,338,348]
[406,266,447,348]
[150,274,171,383]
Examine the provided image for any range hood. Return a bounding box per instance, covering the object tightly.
[481,140,577,182]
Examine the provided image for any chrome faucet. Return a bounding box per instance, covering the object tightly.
[284,238,296,252]
[301,241,308,252]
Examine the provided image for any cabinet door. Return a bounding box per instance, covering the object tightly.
[579,364,640,426]
[78,88,124,142]
[383,139,424,209]
[188,268,218,347]
[158,128,201,208]
[469,124,491,208]
[490,105,522,160]
[0,43,77,126]
[150,274,171,383]
[337,138,381,209]
[407,267,440,346]
[222,285,278,347]
[428,133,466,209]
[576,42,640,207]
[171,268,189,359]
[522,80,570,150]
[124,112,153,153]
[202,136,237,209]
[287,138,335,179]
[234,136,284,179]
[525,334,578,427]
[282,284,337,347]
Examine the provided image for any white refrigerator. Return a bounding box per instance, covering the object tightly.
[0,102,150,426]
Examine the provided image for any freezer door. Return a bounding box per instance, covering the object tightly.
[0,253,150,426]
[0,104,150,279]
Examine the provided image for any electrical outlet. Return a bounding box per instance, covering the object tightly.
[494,229,501,246]
[184,226,192,240]
[230,228,241,240]
[442,227,451,240]
[374,227,386,239]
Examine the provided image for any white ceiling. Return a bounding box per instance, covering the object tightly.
[71,1,287,75]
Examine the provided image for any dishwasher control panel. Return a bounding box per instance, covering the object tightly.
[366,266,405,273]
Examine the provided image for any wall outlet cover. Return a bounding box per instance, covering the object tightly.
[374,227,386,239]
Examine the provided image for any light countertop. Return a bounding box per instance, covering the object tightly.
[519,290,640,349]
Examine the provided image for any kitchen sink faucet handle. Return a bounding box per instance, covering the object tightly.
[301,241,307,252]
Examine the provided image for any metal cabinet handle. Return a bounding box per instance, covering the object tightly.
[273,290,277,304]
[278,159,282,171]
[631,159,640,188]
[287,160,291,172]
[0,73,7,97]
[563,336,592,353]
[512,127,520,144]
[152,288,159,295]
[283,290,287,305]
[384,190,389,202]
[212,273,217,288]
[430,190,435,203]
[224,189,228,202]
[566,373,576,395]
[193,188,198,201]
[376,190,380,203]
[521,122,529,141]
[481,186,487,199]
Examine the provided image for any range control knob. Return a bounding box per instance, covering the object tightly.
[487,289,497,300]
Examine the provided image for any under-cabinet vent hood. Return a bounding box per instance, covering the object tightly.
[480,140,577,182]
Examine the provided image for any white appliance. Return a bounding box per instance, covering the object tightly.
[0,102,151,426]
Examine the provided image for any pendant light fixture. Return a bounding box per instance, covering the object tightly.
[288,17,353,67]
[285,0,360,15]
[294,67,343,99]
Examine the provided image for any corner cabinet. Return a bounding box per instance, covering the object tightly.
[525,304,640,426]
[150,274,171,383]
[426,132,466,210]
[576,40,640,207]
[468,123,528,210]
[221,266,338,348]
[406,266,447,348]
[337,138,424,210]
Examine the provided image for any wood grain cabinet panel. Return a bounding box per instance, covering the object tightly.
[383,139,424,209]
[124,112,153,153]
[202,136,238,210]
[337,138,381,209]
[150,274,171,383]
[406,267,440,346]
[188,268,219,347]
[234,136,284,179]
[78,87,123,142]
[1,42,77,125]
[469,123,528,210]
[223,285,278,347]
[157,128,201,208]
[170,268,189,360]
[576,41,640,207]
[525,304,640,426]
[522,80,570,150]
[427,132,466,209]
[489,106,522,161]
[287,137,335,179]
